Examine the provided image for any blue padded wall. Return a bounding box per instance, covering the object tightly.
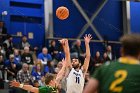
[130,2,140,33]
[0,0,45,48]
[53,0,123,56]
[0,0,123,57]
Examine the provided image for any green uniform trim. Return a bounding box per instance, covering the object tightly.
[39,86,57,93]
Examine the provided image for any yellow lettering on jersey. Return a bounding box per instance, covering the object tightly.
[109,70,128,92]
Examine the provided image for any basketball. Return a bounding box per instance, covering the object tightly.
[56,6,69,20]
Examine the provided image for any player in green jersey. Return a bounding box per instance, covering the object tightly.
[10,58,66,93]
[83,34,140,93]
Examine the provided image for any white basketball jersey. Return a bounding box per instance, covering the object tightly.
[66,68,85,93]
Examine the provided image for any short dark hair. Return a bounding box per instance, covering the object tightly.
[22,35,27,38]
[7,34,12,39]
[71,56,81,62]
[45,73,55,85]
[120,34,140,57]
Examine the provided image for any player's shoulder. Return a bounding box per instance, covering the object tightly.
[97,60,119,71]
[102,60,117,67]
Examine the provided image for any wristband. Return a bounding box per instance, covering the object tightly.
[19,84,24,88]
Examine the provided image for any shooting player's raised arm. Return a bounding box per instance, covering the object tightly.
[59,39,72,69]
[82,34,92,74]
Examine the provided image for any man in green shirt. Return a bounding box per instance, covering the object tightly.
[83,34,140,93]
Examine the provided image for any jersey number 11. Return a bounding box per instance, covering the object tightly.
[76,77,80,84]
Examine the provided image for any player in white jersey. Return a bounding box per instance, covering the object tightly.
[59,34,92,93]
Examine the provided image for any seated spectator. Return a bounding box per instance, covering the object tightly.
[55,61,63,74]
[39,76,46,87]
[71,39,85,64]
[93,51,103,67]
[19,35,38,51]
[31,62,44,83]
[38,47,52,65]
[0,54,4,80]
[0,54,4,89]
[14,49,21,63]
[0,45,5,59]
[102,52,110,62]
[3,35,14,59]
[106,45,114,60]
[21,46,33,67]
[48,40,58,59]
[44,61,55,74]
[55,44,65,62]
[4,54,20,81]
[0,21,7,43]
[16,63,32,84]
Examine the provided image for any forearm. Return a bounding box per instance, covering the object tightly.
[22,85,39,93]
[83,43,90,72]
[63,44,72,69]
[85,42,90,59]
[56,66,66,83]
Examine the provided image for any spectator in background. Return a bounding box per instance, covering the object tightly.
[31,61,46,87]
[4,54,20,81]
[106,45,113,60]
[3,35,14,50]
[94,51,103,67]
[0,54,4,89]
[19,36,30,49]
[19,35,38,51]
[0,45,5,59]
[55,61,63,74]
[38,47,52,65]
[14,49,21,63]
[0,54,4,80]
[39,76,46,87]
[55,44,65,62]
[44,61,55,74]
[3,35,14,59]
[71,39,85,64]
[102,52,110,62]
[31,62,44,86]
[21,46,33,72]
[16,63,32,84]
[48,40,58,59]
[0,21,7,43]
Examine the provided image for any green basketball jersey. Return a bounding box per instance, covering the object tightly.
[39,86,57,93]
[92,58,140,93]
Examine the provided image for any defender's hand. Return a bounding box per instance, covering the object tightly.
[10,81,20,87]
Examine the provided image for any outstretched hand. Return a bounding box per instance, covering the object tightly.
[59,39,68,46]
[84,34,92,43]
[10,81,20,87]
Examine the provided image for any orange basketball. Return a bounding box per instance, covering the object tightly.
[56,6,69,20]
